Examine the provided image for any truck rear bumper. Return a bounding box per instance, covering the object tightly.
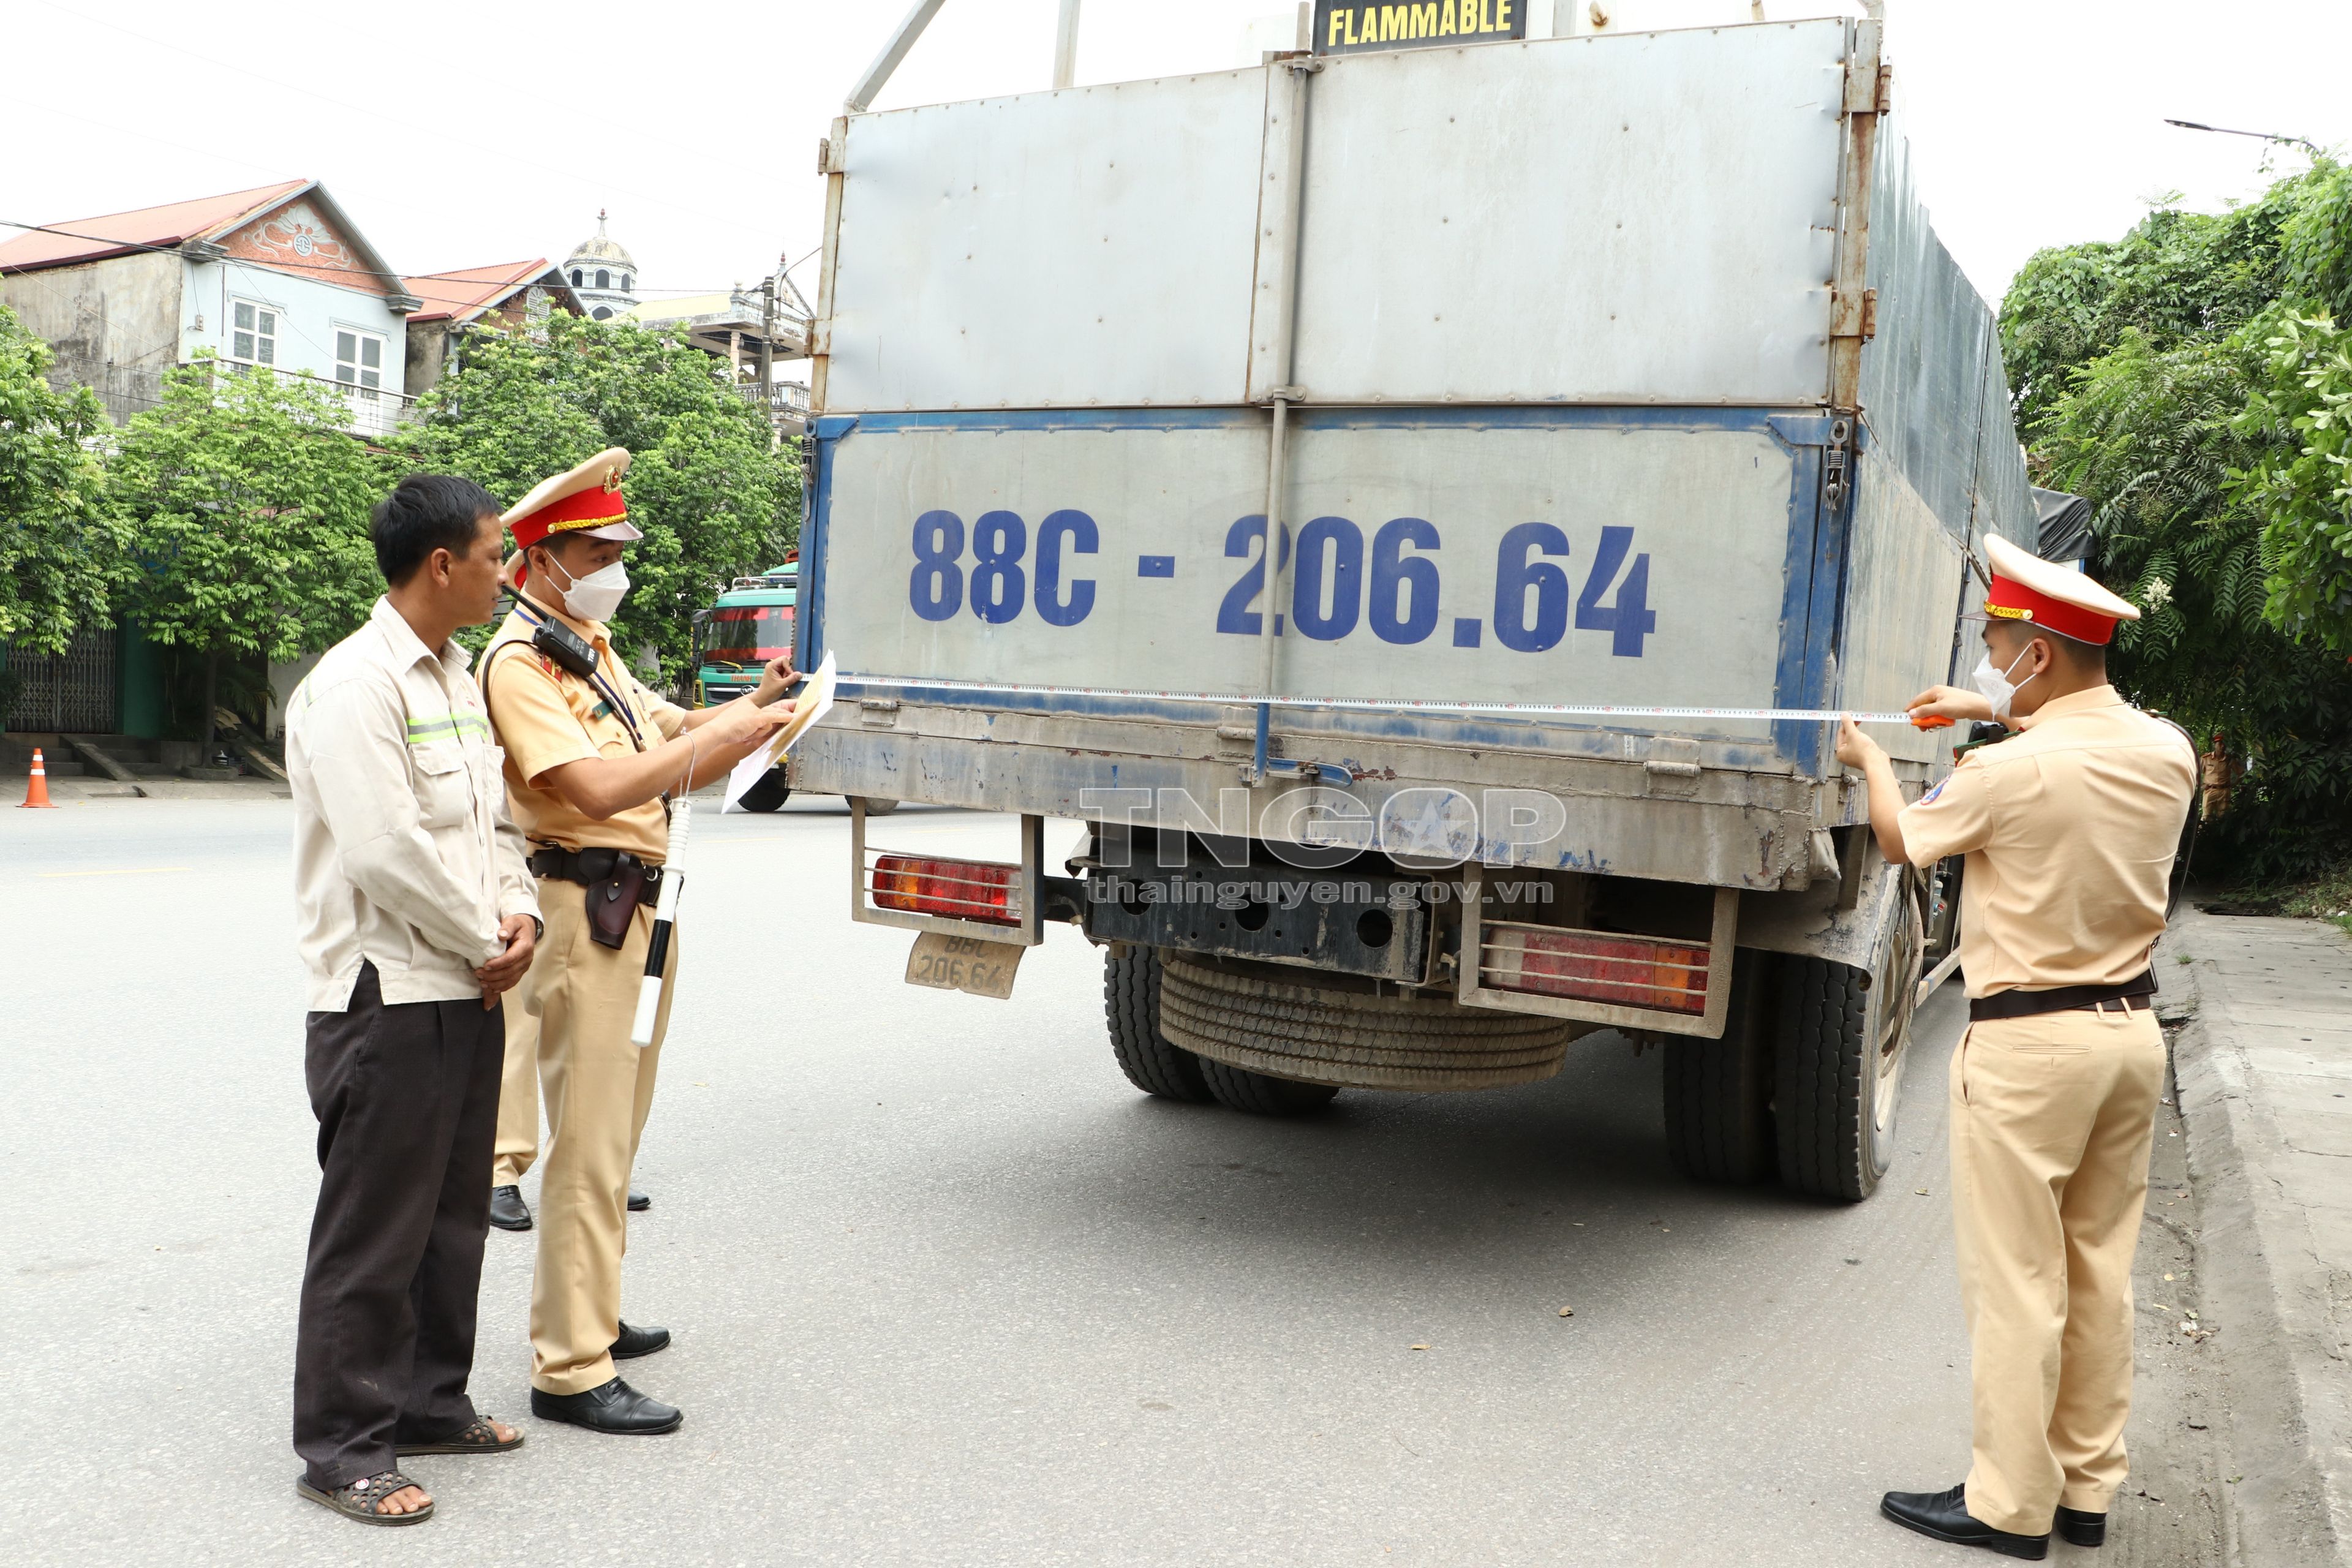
[794,704,1874,894]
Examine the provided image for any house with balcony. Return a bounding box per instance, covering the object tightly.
[625,270,813,436]
[0,179,419,437]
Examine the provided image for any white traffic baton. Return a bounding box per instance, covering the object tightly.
[630,796,691,1048]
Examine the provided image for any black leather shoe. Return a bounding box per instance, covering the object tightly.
[1881,1485,2048,1559]
[627,1188,650,1212]
[529,1377,682,1435]
[2055,1506,2106,1548]
[488,1185,532,1232]
[612,1320,671,1360]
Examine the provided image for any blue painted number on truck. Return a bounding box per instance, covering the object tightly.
[905,509,1098,627]
[1573,524,1656,657]
[1212,516,1650,657]
[907,507,1651,656]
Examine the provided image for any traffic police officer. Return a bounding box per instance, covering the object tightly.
[1839,535,2196,1559]
[481,448,797,1434]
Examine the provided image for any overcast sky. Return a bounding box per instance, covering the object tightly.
[9,0,2348,315]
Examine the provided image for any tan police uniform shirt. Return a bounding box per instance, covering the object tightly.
[1898,685,2196,997]
[287,597,540,1010]
[477,595,689,862]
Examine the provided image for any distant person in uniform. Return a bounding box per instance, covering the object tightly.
[478,448,797,1434]
[285,474,542,1525]
[1839,535,2196,1560]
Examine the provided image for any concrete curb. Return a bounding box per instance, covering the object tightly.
[2166,907,2352,1566]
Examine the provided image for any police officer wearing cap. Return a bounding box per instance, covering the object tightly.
[1838,535,2196,1559]
[479,448,797,1434]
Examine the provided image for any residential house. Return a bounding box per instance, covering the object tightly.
[402,259,583,399]
[0,181,417,742]
[0,179,420,437]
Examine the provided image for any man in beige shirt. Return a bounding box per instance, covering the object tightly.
[285,474,543,1527]
[1840,536,2196,1560]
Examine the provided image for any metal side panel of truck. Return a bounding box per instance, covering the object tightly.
[790,17,2034,1202]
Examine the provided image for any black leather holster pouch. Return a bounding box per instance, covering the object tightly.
[529,844,661,949]
[587,861,648,949]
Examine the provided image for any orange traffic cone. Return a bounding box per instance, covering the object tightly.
[19,747,58,809]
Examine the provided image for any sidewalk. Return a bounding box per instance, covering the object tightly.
[8,772,290,804]
[2167,903,2352,1565]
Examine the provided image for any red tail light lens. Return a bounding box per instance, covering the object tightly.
[1480,924,1710,1016]
[871,854,1020,926]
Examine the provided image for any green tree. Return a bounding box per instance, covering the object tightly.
[2034,328,2352,878]
[110,355,388,747]
[0,304,132,680]
[409,313,799,680]
[2001,162,2352,879]
[2236,311,2352,655]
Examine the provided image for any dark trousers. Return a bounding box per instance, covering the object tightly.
[293,962,503,1489]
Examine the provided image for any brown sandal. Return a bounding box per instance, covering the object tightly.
[396,1415,525,1456]
[295,1469,435,1525]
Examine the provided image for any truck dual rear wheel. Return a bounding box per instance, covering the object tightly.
[1662,950,1776,1184]
[1102,946,1213,1104]
[1196,1056,1340,1117]
[1773,889,1923,1202]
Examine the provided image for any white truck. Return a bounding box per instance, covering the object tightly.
[788,10,2030,1201]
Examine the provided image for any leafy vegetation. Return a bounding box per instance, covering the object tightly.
[0,305,133,662]
[2002,161,2352,882]
[108,355,390,746]
[409,313,800,679]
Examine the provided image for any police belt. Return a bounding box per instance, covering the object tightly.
[529,845,665,888]
[1969,970,2157,1023]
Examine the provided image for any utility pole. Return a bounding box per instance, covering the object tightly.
[759,272,778,440]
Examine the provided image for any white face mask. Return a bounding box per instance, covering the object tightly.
[1970,643,2038,720]
[545,554,630,622]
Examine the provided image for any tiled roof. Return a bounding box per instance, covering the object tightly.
[0,180,310,273]
[403,260,557,323]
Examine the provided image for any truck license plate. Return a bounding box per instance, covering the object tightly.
[905,932,1024,1000]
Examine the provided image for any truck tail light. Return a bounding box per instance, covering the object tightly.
[870,854,1021,926]
[1479,924,1711,1016]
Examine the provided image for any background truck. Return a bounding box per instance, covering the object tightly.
[694,565,898,814]
[789,13,2032,1201]
[692,565,799,710]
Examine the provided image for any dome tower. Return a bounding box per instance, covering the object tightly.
[565,211,638,321]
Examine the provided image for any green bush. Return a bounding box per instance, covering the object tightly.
[2002,162,2352,881]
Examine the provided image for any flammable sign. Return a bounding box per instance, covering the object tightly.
[1314,0,1529,56]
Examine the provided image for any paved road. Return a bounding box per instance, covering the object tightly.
[1,794,2118,1566]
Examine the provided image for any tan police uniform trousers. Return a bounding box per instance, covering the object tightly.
[1948,1005,2165,1535]
[492,1009,542,1186]
[507,878,678,1395]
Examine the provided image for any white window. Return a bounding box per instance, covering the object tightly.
[335,328,385,401]
[230,299,277,366]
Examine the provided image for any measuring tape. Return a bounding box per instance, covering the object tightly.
[837,672,1954,729]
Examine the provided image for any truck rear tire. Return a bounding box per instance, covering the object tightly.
[1662,949,1776,1184]
[1102,946,1212,1103]
[1197,1057,1340,1117]
[1772,888,1923,1202]
[737,767,791,813]
[856,796,901,815]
